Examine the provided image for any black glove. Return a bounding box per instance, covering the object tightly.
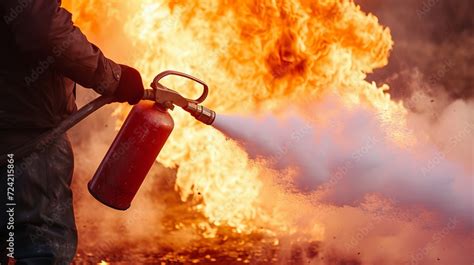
[114,65,145,105]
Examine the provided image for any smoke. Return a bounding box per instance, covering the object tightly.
[210,3,474,248]
[212,97,473,227]
[359,0,473,102]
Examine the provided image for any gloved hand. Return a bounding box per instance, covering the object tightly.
[114,65,145,105]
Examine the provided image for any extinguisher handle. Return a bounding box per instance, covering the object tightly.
[151,70,209,104]
[145,70,216,125]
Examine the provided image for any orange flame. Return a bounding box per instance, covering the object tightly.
[64,0,408,237]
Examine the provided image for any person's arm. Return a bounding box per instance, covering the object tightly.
[1,0,143,104]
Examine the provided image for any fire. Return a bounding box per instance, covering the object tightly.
[64,0,406,238]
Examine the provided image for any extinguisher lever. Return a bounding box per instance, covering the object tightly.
[150,70,208,106]
[143,70,216,125]
[146,84,189,110]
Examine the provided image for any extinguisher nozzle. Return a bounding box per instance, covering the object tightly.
[184,102,216,125]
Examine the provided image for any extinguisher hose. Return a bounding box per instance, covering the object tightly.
[0,96,114,166]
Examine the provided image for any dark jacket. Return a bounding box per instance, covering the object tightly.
[0,0,121,130]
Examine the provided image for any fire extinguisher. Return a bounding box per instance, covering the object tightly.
[88,70,216,210]
[0,70,215,209]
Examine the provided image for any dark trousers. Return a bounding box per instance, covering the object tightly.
[1,134,77,265]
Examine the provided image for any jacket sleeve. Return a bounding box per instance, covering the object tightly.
[1,0,121,95]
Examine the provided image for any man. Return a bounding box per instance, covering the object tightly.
[0,0,144,264]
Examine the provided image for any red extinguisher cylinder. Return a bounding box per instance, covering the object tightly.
[88,101,174,210]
